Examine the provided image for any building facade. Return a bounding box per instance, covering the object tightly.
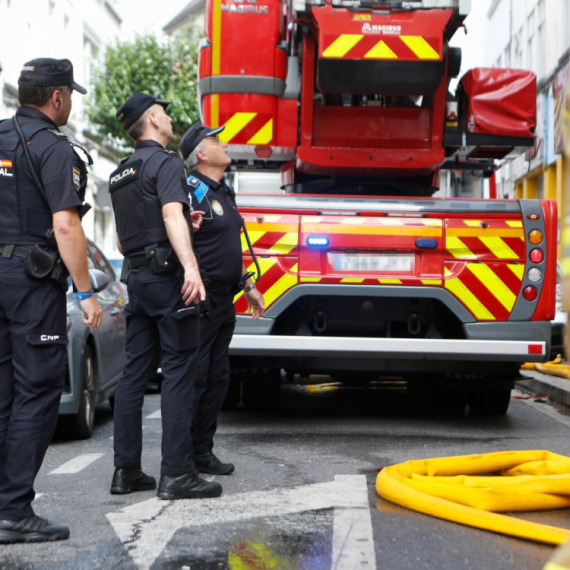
[0,0,123,257]
[485,0,570,259]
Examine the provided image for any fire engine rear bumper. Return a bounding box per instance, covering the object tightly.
[229,335,547,362]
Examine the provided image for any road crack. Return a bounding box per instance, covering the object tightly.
[124,502,173,549]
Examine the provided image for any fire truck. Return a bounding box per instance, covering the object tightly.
[197,0,556,414]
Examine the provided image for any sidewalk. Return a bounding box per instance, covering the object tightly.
[517,370,570,408]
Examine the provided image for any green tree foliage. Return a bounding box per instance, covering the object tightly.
[87,30,200,153]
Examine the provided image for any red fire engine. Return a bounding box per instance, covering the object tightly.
[197,0,555,414]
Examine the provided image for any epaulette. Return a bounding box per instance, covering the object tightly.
[186,176,201,188]
[48,128,68,138]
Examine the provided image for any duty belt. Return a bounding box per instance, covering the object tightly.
[0,244,35,259]
[127,254,150,269]
[203,278,234,295]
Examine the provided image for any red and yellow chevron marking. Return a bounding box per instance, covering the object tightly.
[444,262,525,321]
[445,220,526,261]
[242,215,300,256]
[298,276,442,286]
[0,160,12,167]
[322,34,440,60]
[218,112,273,145]
[234,258,298,313]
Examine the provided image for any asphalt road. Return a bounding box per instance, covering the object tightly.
[2,383,570,570]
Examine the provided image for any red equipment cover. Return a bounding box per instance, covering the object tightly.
[459,68,536,138]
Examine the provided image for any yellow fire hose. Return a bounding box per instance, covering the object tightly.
[521,358,570,380]
[376,450,570,546]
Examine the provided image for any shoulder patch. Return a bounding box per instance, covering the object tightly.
[73,167,81,192]
[186,176,200,189]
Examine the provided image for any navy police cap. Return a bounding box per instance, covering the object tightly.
[180,120,225,160]
[116,92,171,130]
[18,58,87,94]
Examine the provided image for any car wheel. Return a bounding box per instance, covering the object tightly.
[468,388,511,416]
[70,344,96,439]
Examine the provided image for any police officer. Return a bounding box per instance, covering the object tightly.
[0,58,102,544]
[180,121,265,476]
[110,93,222,500]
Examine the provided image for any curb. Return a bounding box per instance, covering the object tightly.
[516,371,570,408]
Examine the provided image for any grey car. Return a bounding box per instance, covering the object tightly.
[59,240,127,439]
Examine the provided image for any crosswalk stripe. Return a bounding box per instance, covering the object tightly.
[49,453,104,474]
[147,410,161,418]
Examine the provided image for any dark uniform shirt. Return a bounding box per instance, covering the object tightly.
[135,140,189,210]
[189,170,243,285]
[17,106,83,214]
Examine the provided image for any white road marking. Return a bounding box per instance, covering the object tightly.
[107,474,375,570]
[146,410,161,419]
[49,453,104,474]
[332,476,375,569]
[34,493,43,500]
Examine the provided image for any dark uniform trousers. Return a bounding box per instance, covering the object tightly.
[192,291,236,457]
[114,268,200,476]
[0,257,66,520]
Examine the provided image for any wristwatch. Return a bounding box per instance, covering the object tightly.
[243,284,256,293]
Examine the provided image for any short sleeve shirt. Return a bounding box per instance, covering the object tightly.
[189,170,243,285]
[17,106,83,214]
[135,140,189,209]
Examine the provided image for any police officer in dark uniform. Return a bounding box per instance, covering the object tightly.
[109,93,222,500]
[0,58,102,543]
[180,121,265,476]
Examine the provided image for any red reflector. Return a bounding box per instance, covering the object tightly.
[254,145,273,159]
[528,344,543,355]
[527,214,541,220]
[523,286,537,301]
[529,248,544,263]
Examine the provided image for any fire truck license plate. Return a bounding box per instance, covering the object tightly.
[329,253,414,273]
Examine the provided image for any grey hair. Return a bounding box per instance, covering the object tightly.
[184,139,206,170]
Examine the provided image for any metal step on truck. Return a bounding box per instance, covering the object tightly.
[197,0,557,414]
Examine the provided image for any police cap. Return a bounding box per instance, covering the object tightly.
[180,121,225,160]
[18,58,87,94]
[116,92,171,130]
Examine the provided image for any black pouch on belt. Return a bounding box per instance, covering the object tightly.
[24,244,55,279]
[144,244,178,275]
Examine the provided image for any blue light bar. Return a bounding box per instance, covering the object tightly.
[307,236,330,247]
[415,238,438,249]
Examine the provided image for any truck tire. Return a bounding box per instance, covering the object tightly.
[429,388,467,416]
[242,373,281,411]
[70,344,96,439]
[468,388,511,416]
[221,382,241,411]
